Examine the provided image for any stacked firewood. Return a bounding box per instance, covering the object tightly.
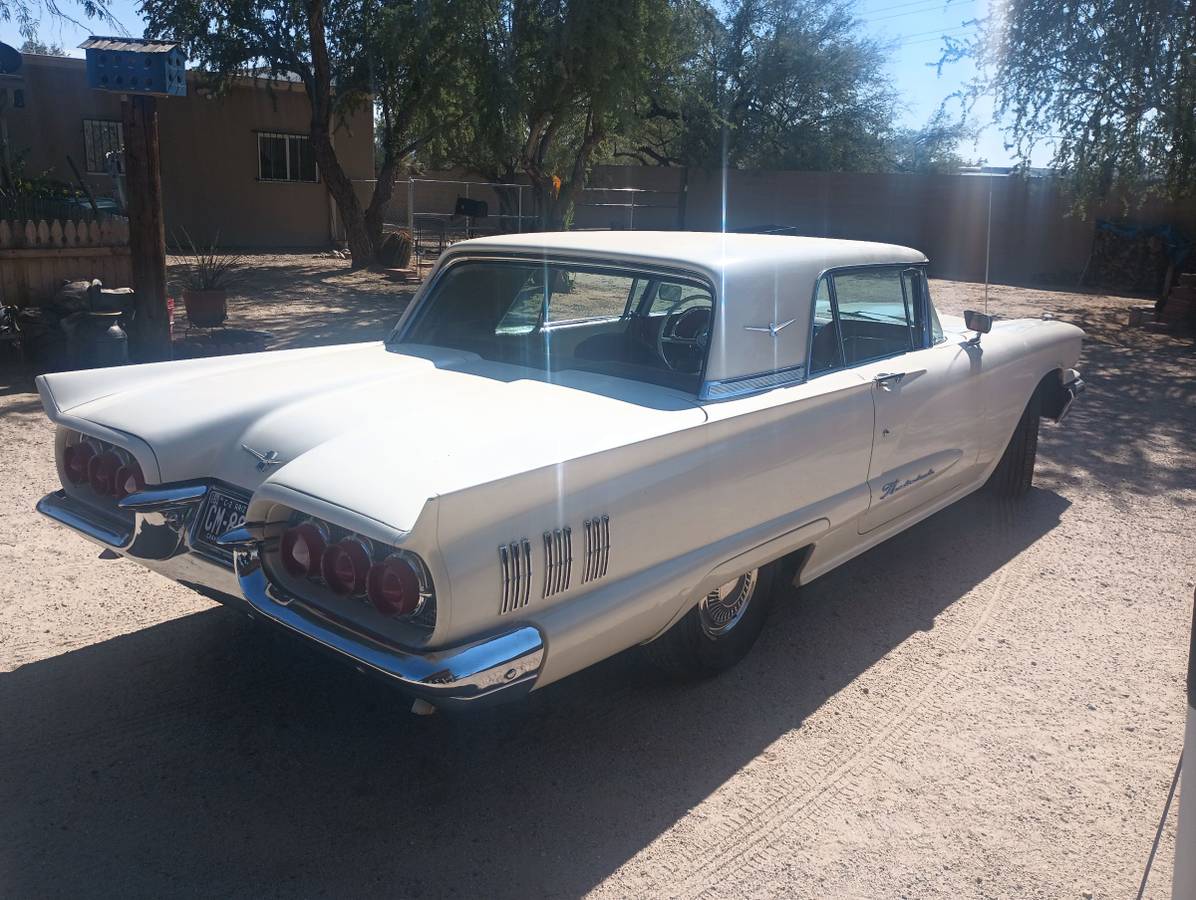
[1160,272,1196,326]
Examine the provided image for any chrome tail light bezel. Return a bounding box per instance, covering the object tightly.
[267,510,437,632]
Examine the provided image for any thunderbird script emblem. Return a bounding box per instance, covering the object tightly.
[744,319,796,337]
[241,444,284,471]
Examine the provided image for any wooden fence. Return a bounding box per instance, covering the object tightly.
[0,217,133,307]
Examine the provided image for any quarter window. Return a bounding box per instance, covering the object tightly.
[258,133,318,182]
[809,277,843,374]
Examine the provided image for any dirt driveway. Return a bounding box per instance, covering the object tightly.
[0,260,1193,898]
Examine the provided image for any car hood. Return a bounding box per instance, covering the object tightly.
[40,342,707,532]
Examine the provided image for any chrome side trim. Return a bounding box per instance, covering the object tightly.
[236,547,543,707]
[499,537,533,615]
[583,515,611,583]
[542,526,572,599]
[700,365,807,401]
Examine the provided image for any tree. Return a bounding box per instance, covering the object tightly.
[613,0,897,172]
[435,0,673,230]
[1,0,114,43]
[943,0,1196,204]
[19,38,67,55]
[143,0,472,266]
[887,108,976,174]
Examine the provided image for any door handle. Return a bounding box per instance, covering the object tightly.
[874,372,905,390]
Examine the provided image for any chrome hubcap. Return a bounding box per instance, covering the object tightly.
[698,569,757,638]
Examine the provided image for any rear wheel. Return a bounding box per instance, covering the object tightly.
[642,562,778,678]
[987,392,1040,499]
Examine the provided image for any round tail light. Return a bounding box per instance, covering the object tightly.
[63,442,95,484]
[88,450,122,496]
[320,538,371,596]
[280,522,328,577]
[114,461,146,499]
[367,555,421,617]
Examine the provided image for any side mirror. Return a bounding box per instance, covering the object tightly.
[964,309,993,334]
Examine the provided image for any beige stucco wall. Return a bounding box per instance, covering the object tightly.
[5,55,374,249]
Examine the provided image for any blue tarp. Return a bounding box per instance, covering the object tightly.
[1096,220,1191,266]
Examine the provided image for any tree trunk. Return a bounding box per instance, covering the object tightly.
[310,125,372,266]
[364,151,398,254]
[306,0,373,268]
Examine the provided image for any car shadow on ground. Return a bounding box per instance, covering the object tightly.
[0,488,1068,897]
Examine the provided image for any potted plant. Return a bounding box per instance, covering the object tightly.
[177,230,242,328]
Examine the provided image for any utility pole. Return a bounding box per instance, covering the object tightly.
[121,94,169,360]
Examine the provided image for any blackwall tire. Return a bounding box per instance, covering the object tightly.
[987,392,1041,499]
[642,561,778,678]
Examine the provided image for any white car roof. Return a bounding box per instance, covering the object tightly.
[439,231,930,395]
[455,231,926,281]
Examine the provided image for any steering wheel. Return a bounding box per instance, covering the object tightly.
[656,297,712,373]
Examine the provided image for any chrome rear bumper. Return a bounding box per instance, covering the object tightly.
[37,484,545,709]
[233,547,544,708]
[36,484,242,600]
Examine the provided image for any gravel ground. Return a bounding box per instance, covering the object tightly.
[0,257,1193,898]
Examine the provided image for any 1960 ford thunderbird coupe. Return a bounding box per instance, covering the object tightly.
[35,232,1084,711]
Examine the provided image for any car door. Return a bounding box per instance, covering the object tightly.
[823,266,986,534]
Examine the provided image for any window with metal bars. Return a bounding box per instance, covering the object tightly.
[257,132,318,183]
[82,119,123,175]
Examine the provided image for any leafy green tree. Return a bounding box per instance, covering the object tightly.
[2,0,113,43]
[143,0,472,266]
[944,0,1196,204]
[887,108,976,174]
[434,0,673,229]
[19,38,67,55]
[613,0,897,172]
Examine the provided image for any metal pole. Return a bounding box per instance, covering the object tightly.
[1170,588,1196,899]
[407,178,414,234]
[629,191,635,230]
[517,187,523,233]
[984,179,993,315]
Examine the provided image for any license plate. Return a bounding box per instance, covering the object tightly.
[194,488,249,556]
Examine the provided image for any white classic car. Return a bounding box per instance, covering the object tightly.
[35,232,1084,711]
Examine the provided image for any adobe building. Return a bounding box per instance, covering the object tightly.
[3,51,374,249]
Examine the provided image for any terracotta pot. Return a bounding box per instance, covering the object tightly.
[182,288,228,328]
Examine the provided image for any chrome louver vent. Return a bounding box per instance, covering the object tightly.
[498,538,533,615]
[582,515,611,583]
[542,527,572,599]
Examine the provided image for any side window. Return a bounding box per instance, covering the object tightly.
[808,277,843,374]
[832,269,916,366]
[546,271,635,323]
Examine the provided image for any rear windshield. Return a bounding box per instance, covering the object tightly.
[395,260,714,392]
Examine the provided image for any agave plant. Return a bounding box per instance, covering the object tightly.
[176,229,244,291]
